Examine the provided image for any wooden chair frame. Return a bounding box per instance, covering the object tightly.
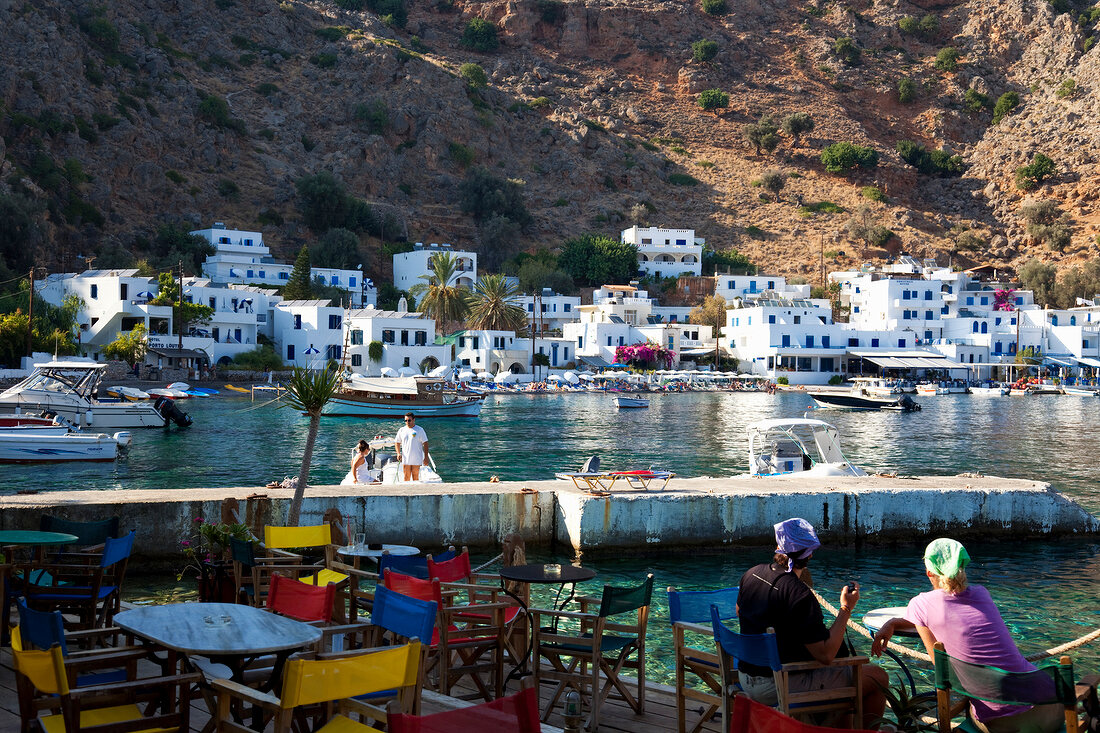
[668,586,738,733]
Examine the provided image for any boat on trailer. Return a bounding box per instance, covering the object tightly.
[322,375,482,418]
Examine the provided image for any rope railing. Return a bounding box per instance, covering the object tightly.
[811,588,1100,664]
[472,553,503,573]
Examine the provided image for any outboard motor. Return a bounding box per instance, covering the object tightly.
[154,396,193,428]
[898,395,921,412]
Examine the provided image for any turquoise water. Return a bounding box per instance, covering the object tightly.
[5,391,1100,513]
[10,390,1100,684]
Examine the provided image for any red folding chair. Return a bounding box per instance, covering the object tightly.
[427,549,526,660]
[729,694,879,733]
[265,574,370,651]
[387,682,541,732]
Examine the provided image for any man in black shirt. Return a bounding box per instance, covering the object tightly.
[737,518,888,727]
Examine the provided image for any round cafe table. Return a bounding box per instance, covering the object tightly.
[337,544,420,559]
[0,530,78,644]
[499,563,598,684]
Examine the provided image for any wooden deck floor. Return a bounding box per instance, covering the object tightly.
[0,645,698,732]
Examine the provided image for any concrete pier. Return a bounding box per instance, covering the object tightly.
[1,475,1095,560]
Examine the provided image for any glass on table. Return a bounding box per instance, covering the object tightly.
[354,533,366,549]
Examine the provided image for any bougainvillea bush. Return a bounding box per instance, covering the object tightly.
[615,342,676,368]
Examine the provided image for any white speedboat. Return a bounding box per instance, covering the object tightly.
[746,418,867,477]
[0,361,169,428]
[854,377,902,396]
[809,387,921,411]
[0,428,132,463]
[1062,386,1099,396]
[970,383,1009,396]
[916,383,948,396]
[614,396,650,409]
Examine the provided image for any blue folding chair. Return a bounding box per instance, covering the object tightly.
[378,549,455,580]
[15,599,133,686]
[710,605,867,725]
[364,584,438,713]
[25,531,135,630]
[667,586,738,733]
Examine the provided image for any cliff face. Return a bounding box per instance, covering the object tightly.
[1,0,1096,279]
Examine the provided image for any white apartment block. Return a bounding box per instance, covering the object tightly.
[621,225,703,278]
[714,274,810,303]
[455,329,530,374]
[517,290,581,334]
[342,308,451,375]
[393,242,476,290]
[193,223,373,307]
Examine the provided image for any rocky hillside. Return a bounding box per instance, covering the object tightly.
[1,0,1098,284]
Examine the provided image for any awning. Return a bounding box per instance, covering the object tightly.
[849,351,965,370]
[1077,357,1100,368]
[1043,355,1078,367]
[578,355,609,368]
[679,347,719,356]
[148,347,209,360]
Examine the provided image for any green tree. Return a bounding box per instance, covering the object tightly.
[689,295,727,366]
[703,247,756,274]
[531,351,550,379]
[845,204,894,249]
[518,259,574,295]
[295,172,377,233]
[0,192,44,278]
[692,39,718,63]
[833,37,861,66]
[992,92,1020,124]
[897,77,916,103]
[313,228,361,269]
[0,311,31,367]
[821,142,878,174]
[284,246,315,300]
[459,62,488,88]
[558,235,638,286]
[759,169,786,201]
[103,322,148,367]
[230,345,283,370]
[1015,153,1056,191]
[353,100,389,134]
[896,140,965,176]
[1020,199,1071,251]
[934,47,960,71]
[478,214,523,272]
[461,18,499,52]
[149,272,214,338]
[466,274,527,331]
[1017,259,1057,307]
[700,0,727,15]
[780,112,814,144]
[409,251,471,332]
[283,366,343,526]
[459,168,532,226]
[698,89,729,111]
[742,115,780,155]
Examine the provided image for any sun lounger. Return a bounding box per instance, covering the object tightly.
[607,470,676,491]
[554,469,676,493]
[554,471,616,492]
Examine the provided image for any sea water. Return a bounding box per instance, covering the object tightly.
[93,389,1100,684]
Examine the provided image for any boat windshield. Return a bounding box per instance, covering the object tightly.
[12,372,80,394]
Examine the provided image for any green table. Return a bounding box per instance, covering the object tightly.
[1,530,79,643]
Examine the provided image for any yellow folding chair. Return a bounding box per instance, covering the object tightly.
[263,524,350,621]
[11,635,197,733]
[213,641,423,733]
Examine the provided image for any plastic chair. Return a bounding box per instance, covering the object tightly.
[668,586,739,733]
[711,606,867,726]
[531,573,654,731]
[212,642,422,732]
[24,531,136,630]
[729,693,879,733]
[11,637,197,733]
[932,641,1082,733]
[387,680,541,732]
[383,569,505,701]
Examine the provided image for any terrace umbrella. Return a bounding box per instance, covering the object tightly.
[495,372,516,384]
[547,374,564,382]
[427,365,449,378]
[398,366,419,377]
[578,373,595,381]
[458,370,476,381]
[135,290,155,300]
[563,371,580,384]
[477,371,493,381]
[379,367,399,377]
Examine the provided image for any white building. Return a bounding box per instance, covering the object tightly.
[393,242,477,290]
[517,289,581,334]
[714,274,810,303]
[621,225,703,278]
[455,329,530,374]
[272,300,349,368]
[193,223,373,307]
[341,308,451,375]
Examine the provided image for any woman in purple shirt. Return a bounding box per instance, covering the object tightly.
[871,538,1062,733]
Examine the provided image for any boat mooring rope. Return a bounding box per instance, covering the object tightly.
[473,553,504,573]
[812,588,1100,663]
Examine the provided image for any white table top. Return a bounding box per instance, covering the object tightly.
[115,602,322,656]
[337,544,419,558]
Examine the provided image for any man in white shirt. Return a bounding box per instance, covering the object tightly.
[395,412,429,481]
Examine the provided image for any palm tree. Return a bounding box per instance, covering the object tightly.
[466,274,527,332]
[409,252,470,334]
[283,366,342,526]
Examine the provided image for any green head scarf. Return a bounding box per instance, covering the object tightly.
[924,538,970,579]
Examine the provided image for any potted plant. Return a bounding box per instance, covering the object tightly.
[178,517,253,602]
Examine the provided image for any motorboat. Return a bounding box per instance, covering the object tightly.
[340,436,443,484]
[916,383,948,396]
[323,375,482,418]
[746,418,867,477]
[970,383,1009,396]
[105,386,151,401]
[1062,385,1100,396]
[853,377,902,396]
[0,426,132,463]
[147,388,189,399]
[808,386,921,411]
[0,361,172,429]
[614,396,650,409]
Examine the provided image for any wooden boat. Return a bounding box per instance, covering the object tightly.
[322,375,482,418]
[614,396,650,409]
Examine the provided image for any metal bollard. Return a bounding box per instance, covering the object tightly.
[562,689,583,733]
